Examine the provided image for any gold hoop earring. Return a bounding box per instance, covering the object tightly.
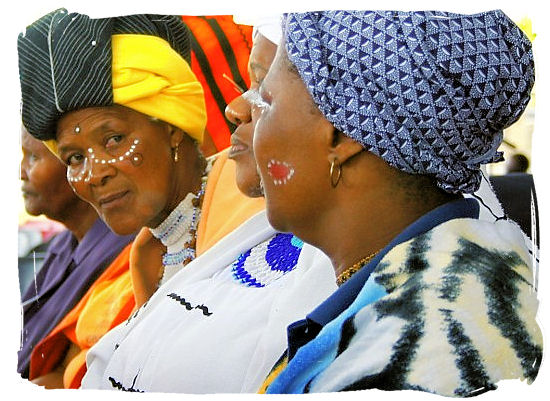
[173,144,179,163]
[330,159,342,188]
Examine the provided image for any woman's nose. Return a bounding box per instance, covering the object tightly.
[20,159,29,181]
[89,156,120,186]
[225,94,252,126]
[71,156,116,187]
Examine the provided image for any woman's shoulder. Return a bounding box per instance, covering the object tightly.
[314,217,542,395]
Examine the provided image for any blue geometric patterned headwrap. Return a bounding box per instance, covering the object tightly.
[284,10,534,193]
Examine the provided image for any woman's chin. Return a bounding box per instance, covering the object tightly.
[236,176,263,198]
[101,214,144,236]
[235,161,263,198]
[264,203,291,234]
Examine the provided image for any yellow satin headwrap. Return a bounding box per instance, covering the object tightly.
[112,34,206,143]
[44,33,206,155]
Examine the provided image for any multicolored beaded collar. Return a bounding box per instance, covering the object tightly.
[231,233,304,287]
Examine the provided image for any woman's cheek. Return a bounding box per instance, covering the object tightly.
[252,117,269,165]
[69,180,94,205]
[251,107,266,145]
[267,159,295,186]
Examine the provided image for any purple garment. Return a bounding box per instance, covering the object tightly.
[18,218,135,377]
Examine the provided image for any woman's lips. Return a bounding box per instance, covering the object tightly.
[21,187,37,198]
[228,137,249,159]
[98,190,130,209]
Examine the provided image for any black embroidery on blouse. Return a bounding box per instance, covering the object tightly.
[124,301,149,326]
[109,373,144,392]
[195,304,213,316]
[167,293,213,316]
[125,309,140,326]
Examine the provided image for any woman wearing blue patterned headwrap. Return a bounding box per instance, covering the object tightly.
[253,10,542,396]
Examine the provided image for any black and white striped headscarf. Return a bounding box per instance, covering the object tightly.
[18,9,191,141]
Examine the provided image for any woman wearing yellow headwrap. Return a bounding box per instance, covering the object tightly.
[19,10,264,388]
[18,10,213,292]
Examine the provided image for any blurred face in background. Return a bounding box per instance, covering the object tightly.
[20,127,81,220]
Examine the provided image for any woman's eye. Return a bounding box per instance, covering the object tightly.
[105,134,124,148]
[67,153,84,166]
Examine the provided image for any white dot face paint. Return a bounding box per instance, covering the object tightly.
[242,88,270,113]
[267,159,295,186]
[67,139,141,183]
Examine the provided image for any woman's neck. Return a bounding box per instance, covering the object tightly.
[299,186,454,279]
[56,200,99,242]
[151,147,206,229]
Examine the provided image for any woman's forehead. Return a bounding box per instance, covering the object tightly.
[21,128,48,153]
[250,34,276,67]
[59,106,131,127]
[265,51,306,97]
[56,107,130,151]
[57,107,136,137]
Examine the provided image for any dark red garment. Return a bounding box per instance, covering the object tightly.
[18,218,134,378]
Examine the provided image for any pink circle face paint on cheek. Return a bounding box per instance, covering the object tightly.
[267,159,295,186]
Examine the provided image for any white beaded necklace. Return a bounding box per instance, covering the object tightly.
[149,165,210,285]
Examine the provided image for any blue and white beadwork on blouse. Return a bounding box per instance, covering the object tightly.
[231,233,304,287]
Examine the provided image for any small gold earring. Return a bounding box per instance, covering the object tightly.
[173,144,179,163]
[330,158,342,188]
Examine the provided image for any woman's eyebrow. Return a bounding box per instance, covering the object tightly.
[85,120,123,138]
[91,121,117,135]
[250,62,269,75]
[57,121,118,154]
[56,142,78,156]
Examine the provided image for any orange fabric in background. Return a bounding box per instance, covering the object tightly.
[29,243,134,387]
[184,15,253,154]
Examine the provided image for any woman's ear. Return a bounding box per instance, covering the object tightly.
[328,130,364,165]
[169,126,185,148]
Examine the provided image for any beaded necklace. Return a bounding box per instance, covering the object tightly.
[336,252,378,286]
[149,163,211,285]
[231,233,304,287]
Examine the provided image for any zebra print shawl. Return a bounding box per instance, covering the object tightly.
[266,217,542,396]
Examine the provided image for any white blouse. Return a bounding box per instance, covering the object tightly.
[82,211,337,393]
